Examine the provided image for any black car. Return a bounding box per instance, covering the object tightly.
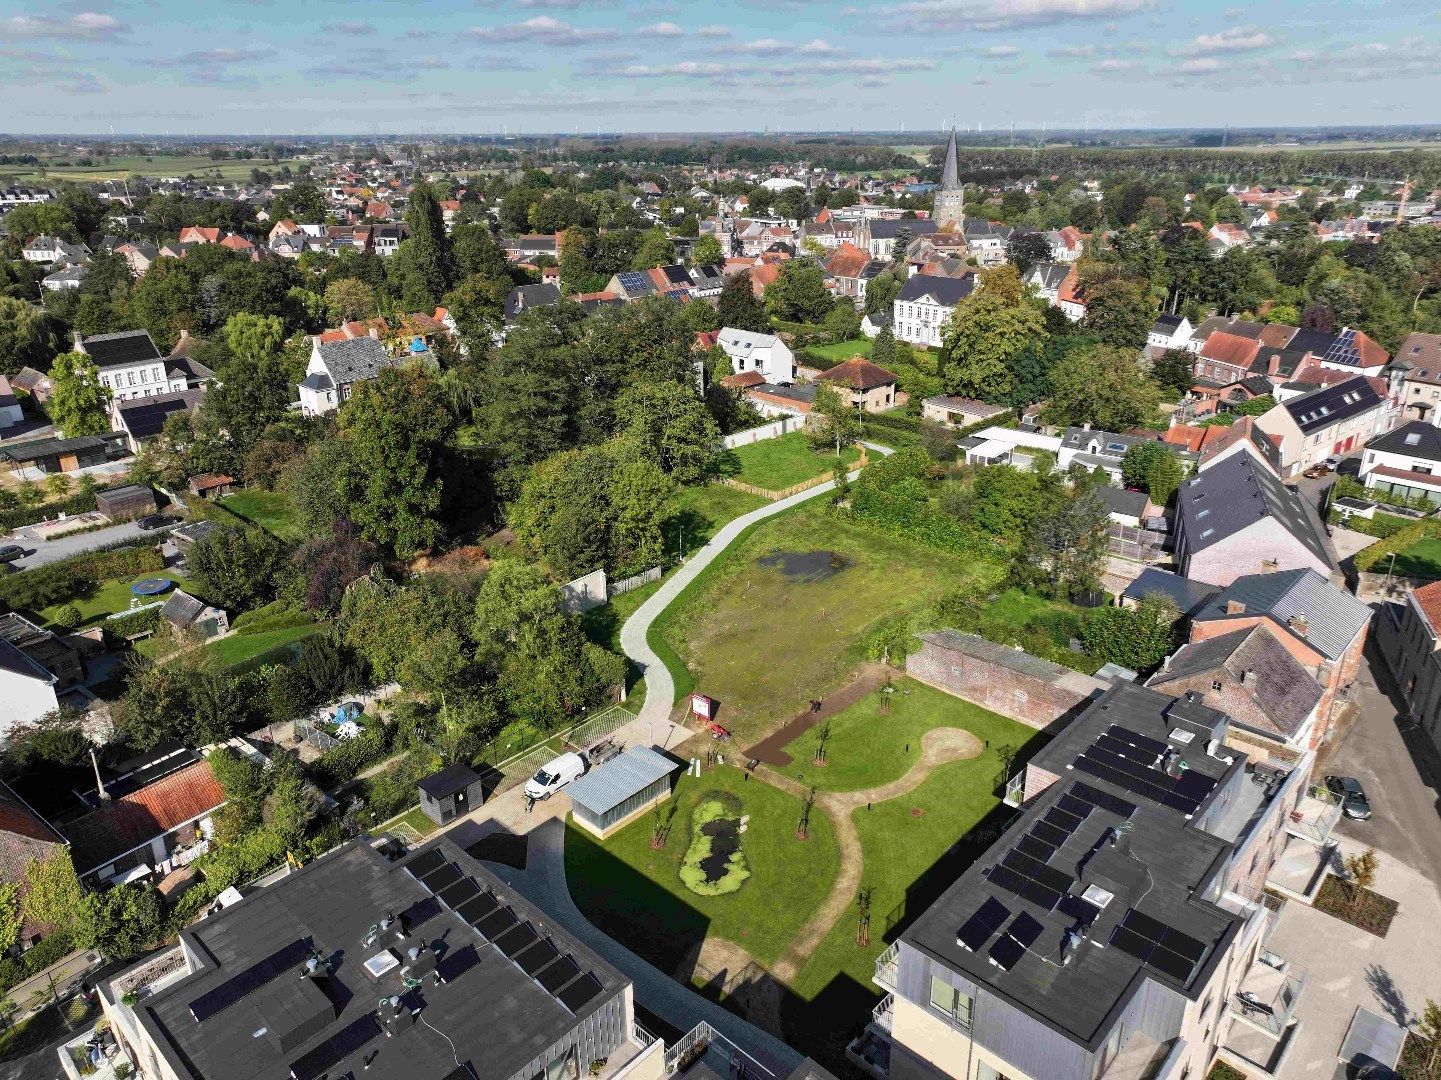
[0,544,25,563]
[136,514,172,531]
[1325,775,1373,820]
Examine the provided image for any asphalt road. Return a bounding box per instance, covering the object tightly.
[3,520,170,571]
[1325,638,1441,890]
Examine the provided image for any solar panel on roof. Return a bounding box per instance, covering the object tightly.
[1055,793,1094,819]
[437,876,481,910]
[404,848,446,879]
[495,921,540,958]
[556,972,604,1013]
[1071,781,1137,818]
[1147,948,1197,982]
[420,862,462,892]
[955,897,1010,952]
[455,891,499,926]
[189,939,311,1022]
[538,955,581,993]
[1030,820,1068,847]
[985,864,1062,910]
[1108,726,1167,756]
[516,938,561,976]
[1058,893,1102,929]
[1108,909,1207,983]
[1016,835,1056,863]
[399,896,441,930]
[987,913,1043,973]
[1043,807,1083,833]
[475,906,519,941]
[288,1014,381,1080]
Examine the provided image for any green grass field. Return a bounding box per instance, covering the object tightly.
[807,338,873,363]
[219,490,302,541]
[565,764,840,971]
[779,678,1019,792]
[653,504,1005,743]
[202,620,321,668]
[1389,538,1441,581]
[716,433,859,492]
[38,572,188,630]
[667,483,768,555]
[0,156,303,185]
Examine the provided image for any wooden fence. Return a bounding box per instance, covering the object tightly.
[610,565,663,596]
[719,444,869,501]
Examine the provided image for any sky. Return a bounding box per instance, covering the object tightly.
[0,0,1439,135]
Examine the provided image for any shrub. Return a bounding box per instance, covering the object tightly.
[195,827,288,892]
[53,604,83,629]
[1354,518,1441,573]
[305,722,393,790]
[107,606,161,638]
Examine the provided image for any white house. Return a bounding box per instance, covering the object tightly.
[1359,420,1441,506]
[959,425,1062,469]
[716,328,795,383]
[298,335,397,416]
[21,236,88,264]
[1147,313,1195,352]
[892,272,976,348]
[41,264,86,291]
[1024,263,1070,306]
[74,330,189,402]
[0,640,59,745]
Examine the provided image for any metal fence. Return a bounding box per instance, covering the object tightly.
[293,716,341,752]
[1107,522,1167,563]
[487,705,637,797]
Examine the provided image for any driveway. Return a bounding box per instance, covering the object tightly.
[3,520,170,571]
[1324,639,1441,891]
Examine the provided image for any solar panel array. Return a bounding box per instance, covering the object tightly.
[190,939,312,1022]
[1108,909,1208,985]
[413,852,606,1016]
[1072,726,1217,816]
[955,897,1011,952]
[616,271,652,294]
[1323,329,1360,367]
[988,912,1044,972]
[288,1014,381,1080]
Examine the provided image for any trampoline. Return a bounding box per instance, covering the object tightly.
[131,578,175,597]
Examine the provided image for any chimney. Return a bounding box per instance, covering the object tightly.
[1268,351,1282,376]
[1225,600,1246,615]
[1240,669,1258,689]
[1289,614,1309,638]
[368,327,379,340]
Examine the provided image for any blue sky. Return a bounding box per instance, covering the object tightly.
[1,0,1438,134]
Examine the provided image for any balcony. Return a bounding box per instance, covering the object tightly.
[1004,771,1026,807]
[845,999,895,1080]
[1282,785,1343,845]
[664,1022,780,1080]
[595,1025,663,1080]
[1266,835,1339,902]
[873,943,899,992]
[1230,951,1306,1038]
[871,994,895,1034]
[1099,1033,1187,1080]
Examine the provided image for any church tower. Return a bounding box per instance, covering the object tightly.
[933,127,964,231]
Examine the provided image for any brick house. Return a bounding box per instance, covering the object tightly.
[817,357,899,413]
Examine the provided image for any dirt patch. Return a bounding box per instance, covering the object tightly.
[745,662,892,767]
[410,545,491,576]
[756,550,849,582]
[674,936,756,985]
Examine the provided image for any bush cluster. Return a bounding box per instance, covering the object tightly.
[0,929,76,996]
[1354,518,1441,572]
[678,799,750,897]
[0,543,165,612]
[305,722,393,790]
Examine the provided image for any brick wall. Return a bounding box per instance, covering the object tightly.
[906,635,1103,732]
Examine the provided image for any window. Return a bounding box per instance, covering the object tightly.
[976,1065,1013,1080]
[929,975,973,1030]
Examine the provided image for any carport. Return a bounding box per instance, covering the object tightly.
[566,745,681,838]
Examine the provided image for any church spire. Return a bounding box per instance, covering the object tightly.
[940,126,959,190]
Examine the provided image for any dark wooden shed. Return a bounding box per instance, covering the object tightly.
[95,483,157,521]
[418,763,485,825]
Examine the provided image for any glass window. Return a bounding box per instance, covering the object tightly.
[976,1064,1013,1080]
[543,1048,577,1080]
[929,975,973,1029]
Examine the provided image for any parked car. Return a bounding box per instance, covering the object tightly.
[0,544,25,563]
[1325,774,1373,820]
[1303,464,1329,479]
[524,752,587,801]
[136,514,172,531]
[1324,455,1344,470]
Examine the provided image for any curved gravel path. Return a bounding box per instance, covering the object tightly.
[620,444,893,736]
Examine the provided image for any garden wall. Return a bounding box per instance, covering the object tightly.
[906,629,1106,732]
[722,415,806,449]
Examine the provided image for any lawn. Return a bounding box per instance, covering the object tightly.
[219,489,303,541]
[37,571,189,630]
[1390,538,1441,581]
[376,805,439,842]
[808,338,873,363]
[666,483,768,557]
[201,619,322,669]
[652,504,1006,743]
[565,763,841,972]
[779,678,1022,792]
[715,433,860,492]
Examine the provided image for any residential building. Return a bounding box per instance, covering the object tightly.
[96,836,829,1080]
[1121,568,1220,617]
[0,187,55,211]
[60,747,225,887]
[717,328,795,383]
[1190,568,1371,749]
[0,374,22,429]
[874,680,1307,1080]
[1376,580,1441,752]
[1192,417,1283,477]
[22,235,89,264]
[41,264,86,291]
[11,366,52,404]
[115,241,160,276]
[921,396,1008,429]
[74,330,190,402]
[1024,262,1070,307]
[1358,419,1441,505]
[856,217,940,259]
[1394,331,1441,424]
[112,389,206,452]
[932,129,965,230]
[1147,314,1194,353]
[0,613,81,741]
[1173,453,1335,587]
[818,358,899,413]
[161,590,230,640]
[960,426,1062,469]
[504,282,562,322]
[1045,225,1084,263]
[0,611,91,692]
[893,273,976,348]
[0,780,68,949]
[825,242,883,302]
[1253,376,1390,478]
[960,218,1013,267]
[1056,428,1162,484]
[298,336,397,416]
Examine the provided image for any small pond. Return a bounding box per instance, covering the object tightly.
[756,550,849,583]
[680,796,751,897]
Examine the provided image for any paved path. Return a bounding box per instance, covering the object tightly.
[476,818,804,1078]
[620,445,893,736]
[5,520,171,570]
[763,727,983,982]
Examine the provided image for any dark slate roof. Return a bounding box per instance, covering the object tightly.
[1096,486,1148,518]
[1153,313,1184,332]
[121,838,632,1080]
[1285,327,1340,357]
[866,218,940,239]
[298,371,334,392]
[314,337,393,385]
[1194,568,1371,662]
[1148,627,1323,741]
[116,390,204,440]
[1028,263,1070,291]
[1123,569,1221,616]
[418,763,481,800]
[1248,346,1309,379]
[902,682,1244,1050]
[896,272,976,306]
[1177,451,1334,569]
[79,329,164,369]
[1281,377,1383,435]
[161,589,211,629]
[0,639,54,684]
[504,283,561,320]
[1365,420,1441,462]
[0,433,121,464]
[1060,428,1153,457]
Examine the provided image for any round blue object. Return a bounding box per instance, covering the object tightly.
[131,578,174,596]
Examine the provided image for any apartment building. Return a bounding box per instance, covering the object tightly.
[1253,376,1391,479]
[864,682,1318,1080]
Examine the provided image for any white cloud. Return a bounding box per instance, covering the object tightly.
[1046,44,1095,57]
[639,21,684,36]
[155,47,271,66]
[888,0,1151,33]
[695,25,731,37]
[1173,26,1275,54]
[1178,56,1222,73]
[467,16,616,45]
[978,44,1022,57]
[1092,58,1137,71]
[618,60,731,77]
[799,38,843,54]
[859,75,888,86]
[0,12,128,40]
[321,21,376,34]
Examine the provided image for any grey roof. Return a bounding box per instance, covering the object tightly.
[298,371,333,392]
[504,283,562,320]
[902,682,1245,1050]
[314,337,394,385]
[1152,314,1184,333]
[0,639,55,685]
[418,763,481,800]
[1122,569,1220,616]
[1281,377,1383,435]
[171,520,219,546]
[1095,486,1148,518]
[116,390,204,440]
[1177,451,1334,569]
[1190,316,1234,343]
[0,433,121,464]
[1027,262,1070,291]
[566,746,682,817]
[1060,428,1153,457]
[161,589,211,629]
[1194,568,1371,662]
[122,838,628,1080]
[1365,419,1441,462]
[78,329,164,369]
[919,629,1091,686]
[896,272,975,307]
[866,218,940,240]
[1148,627,1323,740]
[939,127,960,190]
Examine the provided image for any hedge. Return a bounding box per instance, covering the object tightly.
[305,722,394,790]
[0,490,100,532]
[1354,518,1441,572]
[0,929,76,997]
[0,543,165,612]
[107,606,161,638]
[1331,509,1421,540]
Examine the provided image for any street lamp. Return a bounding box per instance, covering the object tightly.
[1385,550,1398,593]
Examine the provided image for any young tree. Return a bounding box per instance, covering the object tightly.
[1081,275,1156,350]
[1151,347,1195,398]
[1121,441,1187,506]
[1078,595,1181,672]
[1017,487,1109,599]
[0,883,20,957]
[942,264,1048,402]
[45,351,111,436]
[1416,999,1441,1076]
[716,270,769,332]
[187,524,286,611]
[0,297,58,377]
[209,744,269,838]
[631,229,675,271]
[1344,847,1380,913]
[809,382,860,456]
[1006,231,1052,274]
[323,278,378,324]
[1042,345,1162,431]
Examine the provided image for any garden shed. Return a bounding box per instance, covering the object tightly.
[417,763,484,825]
[567,745,681,838]
[96,483,157,521]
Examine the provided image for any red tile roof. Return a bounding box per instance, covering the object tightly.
[723,371,766,388]
[1200,331,1262,368]
[824,241,869,280]
[1413,579,1441,634]
[61,759,225,874]
[819,357,899,391]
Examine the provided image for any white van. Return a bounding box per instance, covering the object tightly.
[524,752,587,800]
